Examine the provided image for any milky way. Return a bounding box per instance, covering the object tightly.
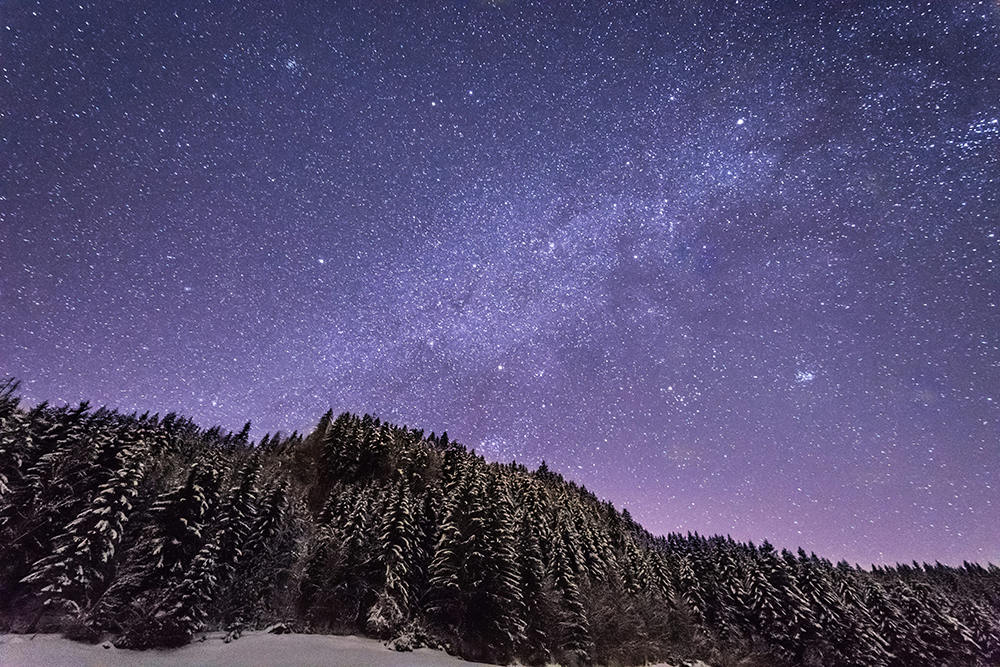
[2,0,999,566]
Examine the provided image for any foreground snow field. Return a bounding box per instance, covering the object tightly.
[0,631,687,667]
[0,632,499,667]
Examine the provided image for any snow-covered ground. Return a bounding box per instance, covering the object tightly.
[0,631,497,667]
[0,631,688,667]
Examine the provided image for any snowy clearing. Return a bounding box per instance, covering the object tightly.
[0,631,685,667]
[0,632,497,667]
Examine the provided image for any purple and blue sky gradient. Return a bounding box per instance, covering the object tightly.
[2,0,999,566]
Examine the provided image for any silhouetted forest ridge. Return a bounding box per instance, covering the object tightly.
[0,378,998,666]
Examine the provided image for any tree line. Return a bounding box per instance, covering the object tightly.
[0,377,998,666]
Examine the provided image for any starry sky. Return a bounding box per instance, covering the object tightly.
[2,0,999,567]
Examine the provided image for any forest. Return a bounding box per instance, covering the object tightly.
[0,377,998,667]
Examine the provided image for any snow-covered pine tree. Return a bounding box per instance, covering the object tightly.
[146,536,223,647]
[191,454,261,632]
[645,547,675,602]
[326,412,365,483]
[894,579,977,666]
[439,446,470,499]
[139,462,220,592]
[475,472,525,663]
[222,480,292,632]
[297,520,338,627]
[829,562,891,666]
[789,549,883,667]
[514,478,555,666]
[301,481,381,630]
[751,546,820,663]
[298,482,361,624]
[708,540,747,645]
[0,378,24,501]
[20,434,149,632]
[247,481,287,555]
[571,503,611,584]
[355,419,391,481]
[213,456,260,580]
[675,553,707,628]
[109,447,228,648]
[367,474,418,637]
[741,542,793,657]
[620,531,652,597]
[423,474,470,637]
[952,597,1000,664]
[424,466,524,663]
[0,402,95,596]
[410,471,441,608]
[867,578,937,667]
[550,519,594,667]
[554,506,587,581]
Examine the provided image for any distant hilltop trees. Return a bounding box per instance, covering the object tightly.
[0,377,998,666]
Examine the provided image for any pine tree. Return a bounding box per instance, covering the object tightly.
[0,378,24,500]
[188,455,262,634]
[298,482,360,625]
[550,520,594,667]
[621,532,651,596]
[953,597,1000,664]
[367,475,419,637]
[224,480,291,631]
[423,448,472,631]
[740,554,783,647]
[300,481,381,630]
[147,538,222,647]
[314,412,361,493]
[867,578,936,667]
[710,541,748,644]
[573,503,611,584]
[676,552,707,629]
[213,456,260,581]
[297,522,340,627]
[110,451,224,647]
[892,579,977,666]
[0,402,96,595]
[355,420,391,481]
[152,453,270,646]
[554,507,588,581]
[138,462,220,592]
[514,479,555,665]
[475,472,525,662]
[20,435,149,629]
[424,475,470,639]
[646,548,675,602]
[790,550,887,667]
[424,465,525,663]
[830,563,891,666]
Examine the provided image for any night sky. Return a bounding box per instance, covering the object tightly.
[3,0,999,567]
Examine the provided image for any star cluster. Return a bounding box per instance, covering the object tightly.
[2,0,999,566]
